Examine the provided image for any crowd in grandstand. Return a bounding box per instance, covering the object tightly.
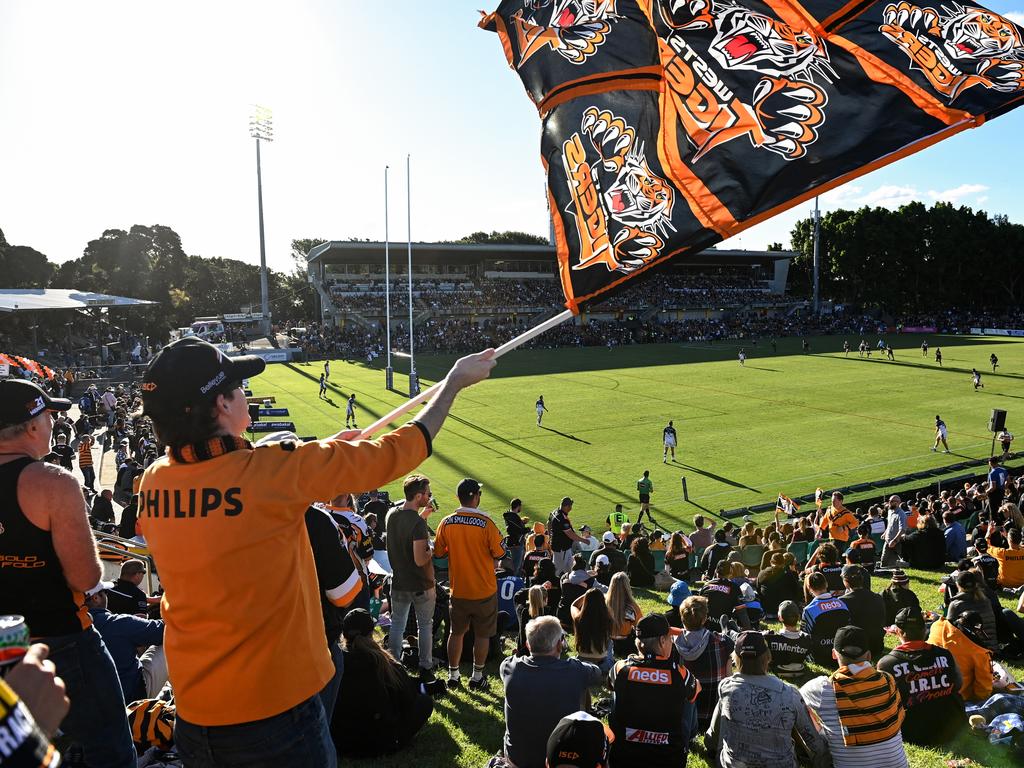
[326,273,781,318]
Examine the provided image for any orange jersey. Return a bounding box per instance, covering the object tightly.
[433,507,505,600]
[138,423,429,726]
[822,507,858,542]
[988,544,1024,588]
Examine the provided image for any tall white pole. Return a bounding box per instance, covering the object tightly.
[812,196,821,314]
[255,138,271,336]
[407,154,417,395]
[384,165,392,389]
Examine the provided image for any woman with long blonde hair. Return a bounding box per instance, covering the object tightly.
[606,572,643,657]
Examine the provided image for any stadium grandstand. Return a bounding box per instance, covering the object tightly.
[0,288,157,372]
[306,241,797,326]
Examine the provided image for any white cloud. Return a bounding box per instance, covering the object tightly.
[1006,11,1024,25]
[978,195,989,204]
[927,183,989,202]
[821,184,864,205]
[856,184,919,207]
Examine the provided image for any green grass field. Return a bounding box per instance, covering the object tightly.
[255,333,1024,768]
[260,333,1024,527]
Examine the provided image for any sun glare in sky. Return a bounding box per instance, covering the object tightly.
[0,1,1021,274]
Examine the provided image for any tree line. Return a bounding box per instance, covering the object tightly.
[788,201,1023,309]
[0,226,548,343]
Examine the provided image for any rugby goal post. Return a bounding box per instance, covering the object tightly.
[359,309,573,438]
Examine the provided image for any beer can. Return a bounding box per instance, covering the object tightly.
[0,615,29,674]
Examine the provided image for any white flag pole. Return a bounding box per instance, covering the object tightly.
[384,165,392,389]
[358,308,573,438]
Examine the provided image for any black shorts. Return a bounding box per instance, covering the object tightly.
[639,493,650,503]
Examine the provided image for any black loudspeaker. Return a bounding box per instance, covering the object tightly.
[248,403,260,424]
[990,408,1007,433]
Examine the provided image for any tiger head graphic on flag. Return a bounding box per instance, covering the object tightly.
[658,0,836,161]
[561,106,676,274]
[880,2,1024,100]
[512,0,619,67]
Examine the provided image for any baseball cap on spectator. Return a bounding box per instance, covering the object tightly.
[546,711,612,768]
[890,570,910,585]
[841,564,867,582]
[595,555,610,567]
[0,379,72,429]
[602,531,617,544]
[636,613,670,639]
[141,337,265,414]
[834,626,869,658]
[667,580,690,607]
[735,631,769,658]
[456,478,483,503]
[341,608,375,637]
[895,607,926,632]
[85,581,115,597]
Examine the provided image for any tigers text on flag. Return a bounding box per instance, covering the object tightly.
[482,1,1024,312]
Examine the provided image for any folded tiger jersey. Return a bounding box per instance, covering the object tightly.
[138,423,430,725]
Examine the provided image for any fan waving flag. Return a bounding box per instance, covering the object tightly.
[482,1,1024,312]
[777,493,801,516]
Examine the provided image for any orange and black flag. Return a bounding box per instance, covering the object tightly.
[482,1,1024,312]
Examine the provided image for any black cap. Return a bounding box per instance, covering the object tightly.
[560,496,574,508]
[735,631,769,658]
[974,538,988,551]
[141,337,265,413]
[0,379,72,429]
[890,569,910,585]
[546,711,611,768]
[636,613,670,639]
[895,607,926,631]
[456,478,482,501]
[833,626,869,658]
[841,564,867,582]
[341,608,375,637]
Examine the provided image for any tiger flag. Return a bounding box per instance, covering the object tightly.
[482,1,1024,312]
[776,493,801,517]
[815,487,825,509]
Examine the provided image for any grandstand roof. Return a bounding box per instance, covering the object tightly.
[0,289,157,313]
[307,241,795,267]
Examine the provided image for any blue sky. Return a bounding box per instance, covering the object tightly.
[0,1,1021,275]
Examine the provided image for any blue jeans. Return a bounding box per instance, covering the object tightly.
[176,694,337,768]
[318,639,345,724]
[508,546,525,577]
[388,587,436,670]
[81,466,95,490]
[40,627,136,768]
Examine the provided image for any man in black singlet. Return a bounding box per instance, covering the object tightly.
[0,379,136,767]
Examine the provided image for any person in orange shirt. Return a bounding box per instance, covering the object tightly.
[137,337,495,767]
[819,492,859,544]
[433,477,506,690]
[986,524,1024,588]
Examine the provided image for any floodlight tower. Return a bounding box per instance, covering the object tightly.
[249,106,273,336]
